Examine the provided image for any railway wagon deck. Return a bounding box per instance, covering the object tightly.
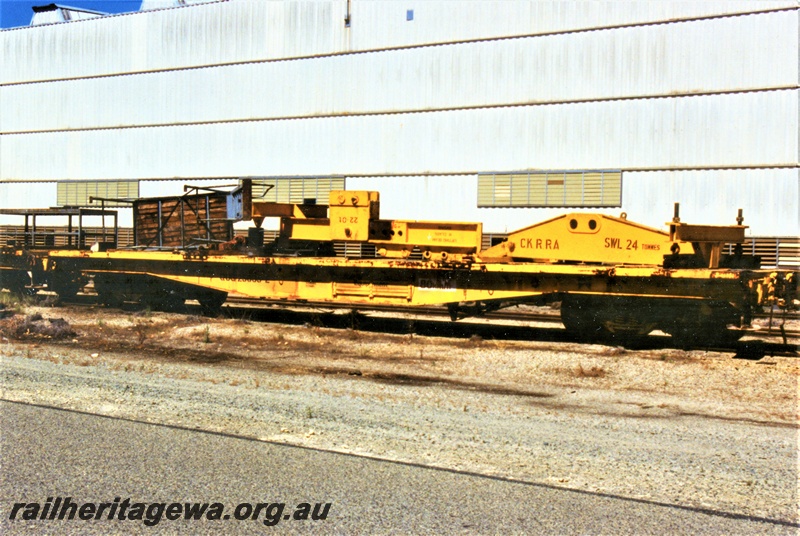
[45,246,789,347]
[26,185,795,347]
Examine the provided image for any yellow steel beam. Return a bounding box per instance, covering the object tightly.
[479,213,689,265]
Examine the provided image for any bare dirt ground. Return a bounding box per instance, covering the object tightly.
[1,299,798,524]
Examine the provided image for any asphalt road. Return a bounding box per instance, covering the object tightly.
[0,400,794,535]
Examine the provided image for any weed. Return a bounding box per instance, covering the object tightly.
[348,311,364,330]
[345,329,360,341]
[18,292,42,309]
[134,307,153,318]
[305,406,314,419]
[232,311,252,325]
[308,313,325,328]
[41,295,59,308]
[133,323,148,345]
[203,325,211,344]
[405,319,416,336]
[462,334,483,348]
[574,364,607,378]
[656,350,694,363]
[0,293,26,314]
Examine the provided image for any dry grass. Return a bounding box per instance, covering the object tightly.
[651,350,696,363]
[0,295,27,315]
[344,329,361,341]
[574,364,607,378]
[130,322,152,345]
[460,334,483,348]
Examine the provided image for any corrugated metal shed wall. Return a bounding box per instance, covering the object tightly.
[349,170,799,235]
[140,1,217,10]
[1,1,798,236]
[3,11,796,133]
[3,91,796,178]
[1,1,347,83]
[349,0,798,50]
[2,0,795,84]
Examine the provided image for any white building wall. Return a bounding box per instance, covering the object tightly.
[140,1,217,10]
[2,91,795,179]
[2,0,795,84]
[1,1,798,236]
[350,169,799,235]
[621,170,800,234]
[349,0,797,50]
[3,10,796,133]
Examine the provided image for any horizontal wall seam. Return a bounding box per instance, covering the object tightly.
[2,165,798,183]
[2,86,796,136]
[2,6,796,87]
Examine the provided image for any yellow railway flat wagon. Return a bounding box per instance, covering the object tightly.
[47,247,788,344]
[40,188,796,347]
[0,207,119,295]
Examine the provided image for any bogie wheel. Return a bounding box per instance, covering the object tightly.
[560,296,607,342]
[667,320,743,349]
[125,275,186,313]
[561,295,656,343]
[48,273,85,301]
[93,275,125,308]
[143,292,186,313]
[663,301,743,349]
[197,291,227,317]
[0,270,31,295]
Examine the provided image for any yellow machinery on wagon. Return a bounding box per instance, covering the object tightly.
[30,183,795,347]
[252,189,483,262]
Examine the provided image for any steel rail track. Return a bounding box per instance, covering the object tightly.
[13,290,798,356]
[37,290,800,342]
[221,296,800,340]
[225,295,562,322]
